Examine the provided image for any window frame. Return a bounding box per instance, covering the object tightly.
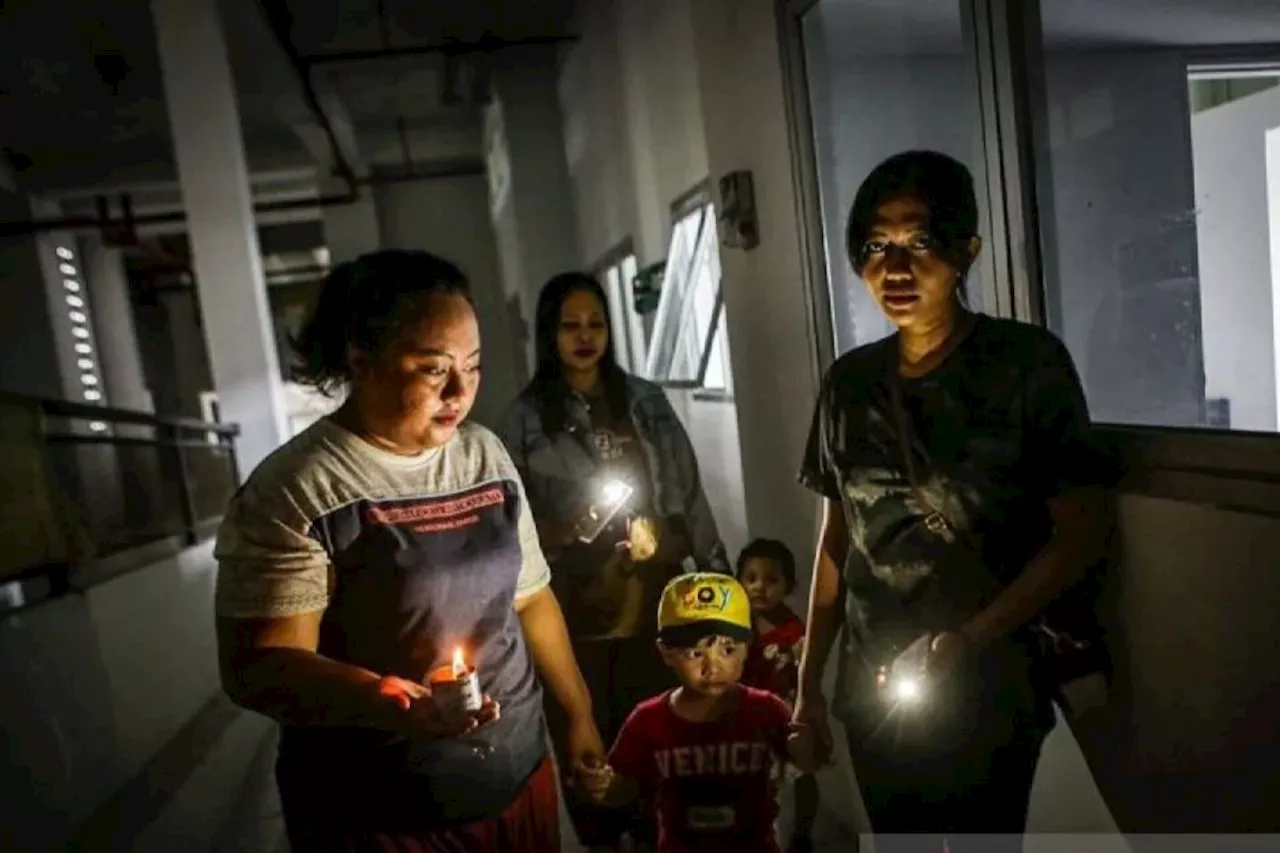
[593,239,645,374]
[776,0,1280,513]
[642,183,735,396]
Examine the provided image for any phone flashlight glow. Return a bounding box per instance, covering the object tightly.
[601,479,629,506]
[883,634,931,707]
[890,673,923,704]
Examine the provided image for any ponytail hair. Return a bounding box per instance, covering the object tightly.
[292,249,471,396]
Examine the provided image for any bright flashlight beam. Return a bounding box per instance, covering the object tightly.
[601,480,628,505]
[892,676,922,702]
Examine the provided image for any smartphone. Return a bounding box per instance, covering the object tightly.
[880,634,931,704]
[892,634,930,676]
[575,481,634,544]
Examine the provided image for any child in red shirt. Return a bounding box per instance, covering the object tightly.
[738,539,820,853]
[580,573,814,853]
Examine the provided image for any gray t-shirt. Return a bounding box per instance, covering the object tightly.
[216,418,550,828]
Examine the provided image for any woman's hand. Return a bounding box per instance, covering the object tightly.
[566,713,607,778]
[376,675,501,740]
[625,515,660,562]
[577,756,616,803]
[789,689,835,769]
[926,630,972,680]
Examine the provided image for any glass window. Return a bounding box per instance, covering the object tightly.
[602,264,630,366]
[800,0,988,357]
[597,249,646,373]
[619,253,644,371]
[644,201,732,390]
[1032,2,1280,432]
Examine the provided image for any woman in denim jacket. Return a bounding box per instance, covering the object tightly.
[500,271,728,851]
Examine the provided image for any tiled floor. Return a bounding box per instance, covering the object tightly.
[129,707,860,853]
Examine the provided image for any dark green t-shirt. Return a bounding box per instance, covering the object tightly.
[800,315,1094,748]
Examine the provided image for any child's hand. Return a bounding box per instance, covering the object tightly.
[576,756,616,803]
[786,721,821,774]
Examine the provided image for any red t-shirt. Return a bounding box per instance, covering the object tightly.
[609,686,791,853]
[741,612,806,702]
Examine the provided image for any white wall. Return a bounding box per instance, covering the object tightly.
[486,48,582,376]
[558,0,752,606]
[321,177,382,266]
[664,392,749,560]
[374,174,523,429]
[1270,127,1280,412]
[686,0,822,568]
[557,0,640,266]
[0,544,222,852]
[1191,85,1280,431]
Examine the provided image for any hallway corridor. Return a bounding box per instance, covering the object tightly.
[84,699,854,853]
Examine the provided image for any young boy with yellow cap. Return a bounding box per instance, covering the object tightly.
[579,572,815,853]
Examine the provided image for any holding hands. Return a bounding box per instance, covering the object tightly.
[576,755,617,803]
[788,690,835,773]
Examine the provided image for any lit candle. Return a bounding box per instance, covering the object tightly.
[428,646,482,721]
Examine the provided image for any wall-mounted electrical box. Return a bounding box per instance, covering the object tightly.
[717,170,759,251]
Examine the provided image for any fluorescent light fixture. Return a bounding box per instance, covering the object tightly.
[59,263,76,276]
[89,421,108,432]
[66,294,84,308]
[69,310,86,323]
[74,343,92,355]
[56,247,74,261]
[80,374,98,386]
[83,389,102,401]
[63,279,81,292]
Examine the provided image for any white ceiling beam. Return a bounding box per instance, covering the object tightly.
[289,84,368,180]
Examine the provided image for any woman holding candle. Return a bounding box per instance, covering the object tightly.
[214,250,603,852]
[500,271,729,852]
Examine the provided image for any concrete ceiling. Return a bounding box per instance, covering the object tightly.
[807,0,1280,58]
[0,0,577,203]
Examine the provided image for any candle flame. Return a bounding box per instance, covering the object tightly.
[452,646,466,677]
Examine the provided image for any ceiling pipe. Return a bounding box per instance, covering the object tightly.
[254,0,362,192]
[299,34,578,67]
[0,191,361,238]
[0,161,485,238]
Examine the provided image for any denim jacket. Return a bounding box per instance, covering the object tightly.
[498,374,729,575]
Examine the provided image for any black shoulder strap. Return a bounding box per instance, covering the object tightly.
[886,313,979,546]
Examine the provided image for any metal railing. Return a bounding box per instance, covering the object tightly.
[0,392,239,597]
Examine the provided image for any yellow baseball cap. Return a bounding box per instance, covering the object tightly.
[657,572,753,647]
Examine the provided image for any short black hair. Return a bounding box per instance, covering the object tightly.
[292,249,472,396]
[845,150,979,296]
[736,538,797,593]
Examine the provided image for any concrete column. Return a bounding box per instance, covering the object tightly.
[82,238,153,413]
[487,47,582,373]
[151,0,288,477]
[321,176,381,264]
